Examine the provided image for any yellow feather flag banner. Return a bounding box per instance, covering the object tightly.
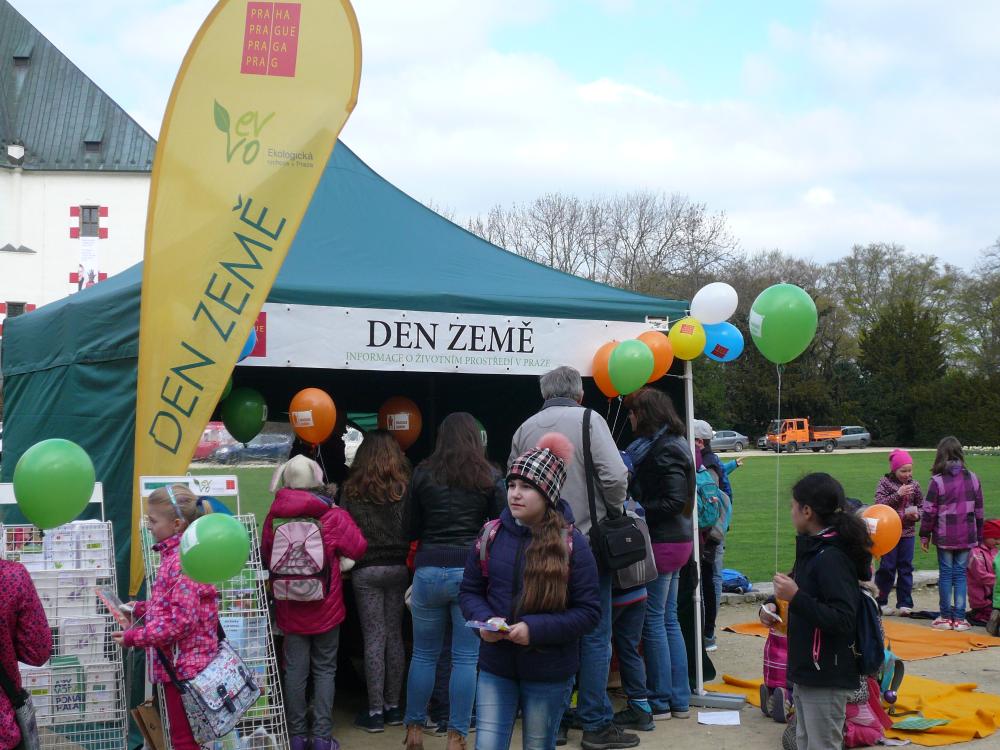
[131,0,361,593]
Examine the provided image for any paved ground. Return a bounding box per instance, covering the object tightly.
[329,584,1000,750]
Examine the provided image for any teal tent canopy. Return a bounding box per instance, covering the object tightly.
[1,141,687,593]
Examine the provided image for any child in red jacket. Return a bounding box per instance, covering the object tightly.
[114,485,219,750]
[261,456,367,750]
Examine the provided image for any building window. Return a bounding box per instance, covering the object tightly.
[6,302,26,318]
[80,206,99,237]
[84,140,102,154]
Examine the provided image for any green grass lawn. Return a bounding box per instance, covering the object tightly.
[191,452,1000,585]
[726,451,1000,583]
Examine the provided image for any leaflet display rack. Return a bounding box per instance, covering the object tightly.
[0,483,128,750]
[139,476,288,750]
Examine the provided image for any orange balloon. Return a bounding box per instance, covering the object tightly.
[862,504,903,557]
[289,388,337,445]
[592,341,619,398]
[378,396,423,450]
[639,330,674,382]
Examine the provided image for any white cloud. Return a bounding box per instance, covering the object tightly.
[803,187,836,207]
[8,0,998,267]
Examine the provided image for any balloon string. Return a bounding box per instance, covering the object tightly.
[774,364,783,574]
[611,396,624,436]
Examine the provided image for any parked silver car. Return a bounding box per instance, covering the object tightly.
[837,425,871,449]
[712,429,748,452]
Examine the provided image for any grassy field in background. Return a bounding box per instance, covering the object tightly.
[726,451,1000,583]
[192,451,1000,584]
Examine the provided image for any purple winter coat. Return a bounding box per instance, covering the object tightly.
[919,461,984,550]
[874,474,923,539]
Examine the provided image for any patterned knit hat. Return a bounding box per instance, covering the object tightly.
[507,433,573,506]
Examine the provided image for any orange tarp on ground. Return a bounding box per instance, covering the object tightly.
[708,674,1000,746]
[723,619,1000,661]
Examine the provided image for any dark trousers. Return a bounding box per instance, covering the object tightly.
[700,546,718,639]
[875,536,916,609]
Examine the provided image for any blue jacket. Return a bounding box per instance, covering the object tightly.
[459,501,601,682]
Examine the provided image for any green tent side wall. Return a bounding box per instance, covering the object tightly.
[1,141,687,596]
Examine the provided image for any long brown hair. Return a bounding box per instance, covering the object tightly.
[519,506,570,615]
[624,387,686,438]
[342,430,410,504]
[421,412,495,492]
[623,387,694,517]
[931,435,965,476]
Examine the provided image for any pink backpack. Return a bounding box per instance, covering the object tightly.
[269,516,328,601]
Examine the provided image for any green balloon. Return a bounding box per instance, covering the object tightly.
[608,340,655,395]
[474,418,488,448]
[220,376,233,402]
[180,514,250,583]
[13,439,96,529]
[221,387,267,444]
[749,283,818,364]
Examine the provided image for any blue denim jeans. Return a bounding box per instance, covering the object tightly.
[611,600,647,701]
[644,571,690,712]
[712,543,725,621]
[475,671,574,750]
[937,549,971,621]
[404,567,480,735]
[573,573,613,731]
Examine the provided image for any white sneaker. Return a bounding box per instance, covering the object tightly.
[881,605,897,616]
[931,617,952,630]
[952,619,971,632]
[897,607,913,617]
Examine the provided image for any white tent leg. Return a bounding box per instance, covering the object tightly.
[684,359,746,710]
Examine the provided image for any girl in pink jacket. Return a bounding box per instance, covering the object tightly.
[114,485,219,750]
[967,519,1000,625]
[260,456,368,750]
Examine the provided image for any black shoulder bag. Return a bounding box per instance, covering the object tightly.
[583,409,647,572]
[0,664,40,750]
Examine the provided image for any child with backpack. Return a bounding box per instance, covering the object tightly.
[919,436,984,631]
[460,434,601,750]
[873,449,923,616]
[114,485,220,750]
[772,473,873,750]
[260,455,368,750]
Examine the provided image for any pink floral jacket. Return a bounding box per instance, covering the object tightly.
[123,534,219,683]
[0,561,52,750]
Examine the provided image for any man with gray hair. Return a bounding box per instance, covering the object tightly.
[510,366,635,750]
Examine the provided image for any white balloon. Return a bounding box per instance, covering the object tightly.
[690,282,738,324]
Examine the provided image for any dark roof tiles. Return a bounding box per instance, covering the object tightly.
[0,0,156,172]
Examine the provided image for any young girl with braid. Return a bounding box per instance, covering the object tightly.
[113,485,219,750]
[460,434,601,750]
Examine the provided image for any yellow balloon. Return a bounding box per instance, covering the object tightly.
[668,317,707,360]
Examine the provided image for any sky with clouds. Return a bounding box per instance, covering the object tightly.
[9,0,1000,268]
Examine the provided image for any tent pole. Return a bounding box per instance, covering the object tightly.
[685,359,746,710]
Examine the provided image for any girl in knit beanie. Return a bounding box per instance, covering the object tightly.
[873,449,923,616]
[460,434,601,750]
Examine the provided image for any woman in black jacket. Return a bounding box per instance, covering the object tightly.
[617,388,695,727]
[404,413,507,750]
[771,473,872,750]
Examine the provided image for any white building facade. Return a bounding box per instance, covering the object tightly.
[1,0,156,337]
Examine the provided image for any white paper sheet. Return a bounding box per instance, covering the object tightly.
[697,711,741,726]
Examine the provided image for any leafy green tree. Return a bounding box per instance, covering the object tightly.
[859,300,946,444]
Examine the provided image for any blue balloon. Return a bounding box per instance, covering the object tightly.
[703,322,744,362]
[237,328,257,362]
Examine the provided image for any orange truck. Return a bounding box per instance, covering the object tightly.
[765,418,843,453]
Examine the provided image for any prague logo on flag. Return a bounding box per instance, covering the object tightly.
[242,2,302,77]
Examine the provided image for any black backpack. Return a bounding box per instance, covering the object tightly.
[853,587,885,676]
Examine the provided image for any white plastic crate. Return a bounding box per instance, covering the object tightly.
[0,483,129,750]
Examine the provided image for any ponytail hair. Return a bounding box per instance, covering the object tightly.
[518,506,570,615]
[792,473,872,576]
